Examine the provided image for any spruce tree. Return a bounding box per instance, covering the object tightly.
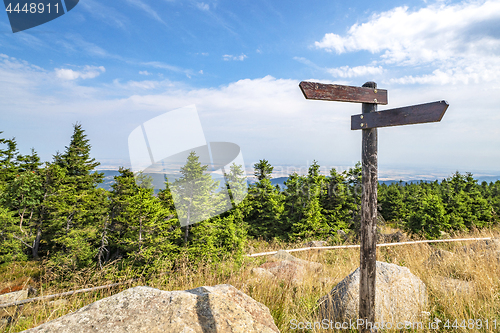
[1,169,43,259]
[0,133,20,183]
[289,161,328,240]
[0,204,26,263]
[343,163,363,233]
[253,159,273,181]
[282,173,305,235]
[31,163,67,259]
[215,163,249,258]
[158,178,176,212]
[17,148,42,173]
[379,184,405,222]
[123,183,178,264]
[53,123,103,189]
[106,168,181,267]
[0,144,44,261]
[408,192,450,239]
[106,167,139,263]
[321,168,352,234]
[246,160,284,239]
[440,172,493,230]
[489,181,500,220]
[170,151,222,244]
[224,163,248,207]
[45,123,106,269]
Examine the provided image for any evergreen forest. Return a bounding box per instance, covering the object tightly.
[1,124,499,275]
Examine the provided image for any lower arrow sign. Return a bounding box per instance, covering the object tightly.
[351,100,449,130]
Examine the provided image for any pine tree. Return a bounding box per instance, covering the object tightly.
[158,178,176,212]
[320,168,351,235]
[440,172,493,230]
[170,151,224,244]
[289,161,328,240]
[488,181,500,221]
[17,148,42,173]
[1,169,43,259]
[215,163,249,258]
[246,160,284,239]
[31,163,67,259]
[53,123,103,190]
[103,168,179,268]
[0,145,45,261]
[0,133,20,183]
[253,159,273,181]
[343,163,363,233]
[408,192,450,239]
[123,184,178,264]
[45,123,106,269]
[379,184,405,222]
[0,204,26,263]
[105,167,139,264]
[224,163,248,208]
[282,173,305,235]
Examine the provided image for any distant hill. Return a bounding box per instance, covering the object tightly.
[95,170,500,192]
[246,176,288,188]
[379,176,500,186]
[96,170,120,191]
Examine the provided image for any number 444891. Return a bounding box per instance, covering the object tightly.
[5,3,59,14]
[443,319,497,330]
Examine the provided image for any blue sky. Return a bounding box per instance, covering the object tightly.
[1,0,499,180]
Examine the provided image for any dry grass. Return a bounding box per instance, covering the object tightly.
[1,227,500,332]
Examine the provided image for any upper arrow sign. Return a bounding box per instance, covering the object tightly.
[351,100,449,130]
[299,81,388,105]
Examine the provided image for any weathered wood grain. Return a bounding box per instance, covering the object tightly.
[359,82,378,332]
[299,81,388,105]
[351,100,448,130]
[299,78,448,332]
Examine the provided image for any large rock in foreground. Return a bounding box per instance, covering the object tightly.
[318,261,427,323]
[24,284,279,333]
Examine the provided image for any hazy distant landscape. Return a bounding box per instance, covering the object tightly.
[96,169,500,192]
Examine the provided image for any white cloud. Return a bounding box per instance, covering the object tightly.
[196,2,209,11]
[55,66,105,80]
[293,56,320,69]
[1,54,500,175]
[293,57,384,79]
[141,61,193,76]
[111,78,174,90]
[327,65,384,78]
[223,54,247,61]
[315,0,500,84]
[79,0,129,30]
[389,62,498,85]
[124,0,167,26]
[139,70,153,75]
[68,35,126,61]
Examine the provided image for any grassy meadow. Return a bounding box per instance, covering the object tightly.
[1,226,500,333]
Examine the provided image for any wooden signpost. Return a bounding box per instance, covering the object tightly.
[300,81,448,332]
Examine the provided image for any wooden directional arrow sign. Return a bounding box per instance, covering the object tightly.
[351,100,449,130]
[299,81,388,105]
[299,79,448,332]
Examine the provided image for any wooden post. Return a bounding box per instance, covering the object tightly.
[299,79,448,332]
[359,81,378,331]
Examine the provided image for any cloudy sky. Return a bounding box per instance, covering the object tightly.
[1,0,499,180]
